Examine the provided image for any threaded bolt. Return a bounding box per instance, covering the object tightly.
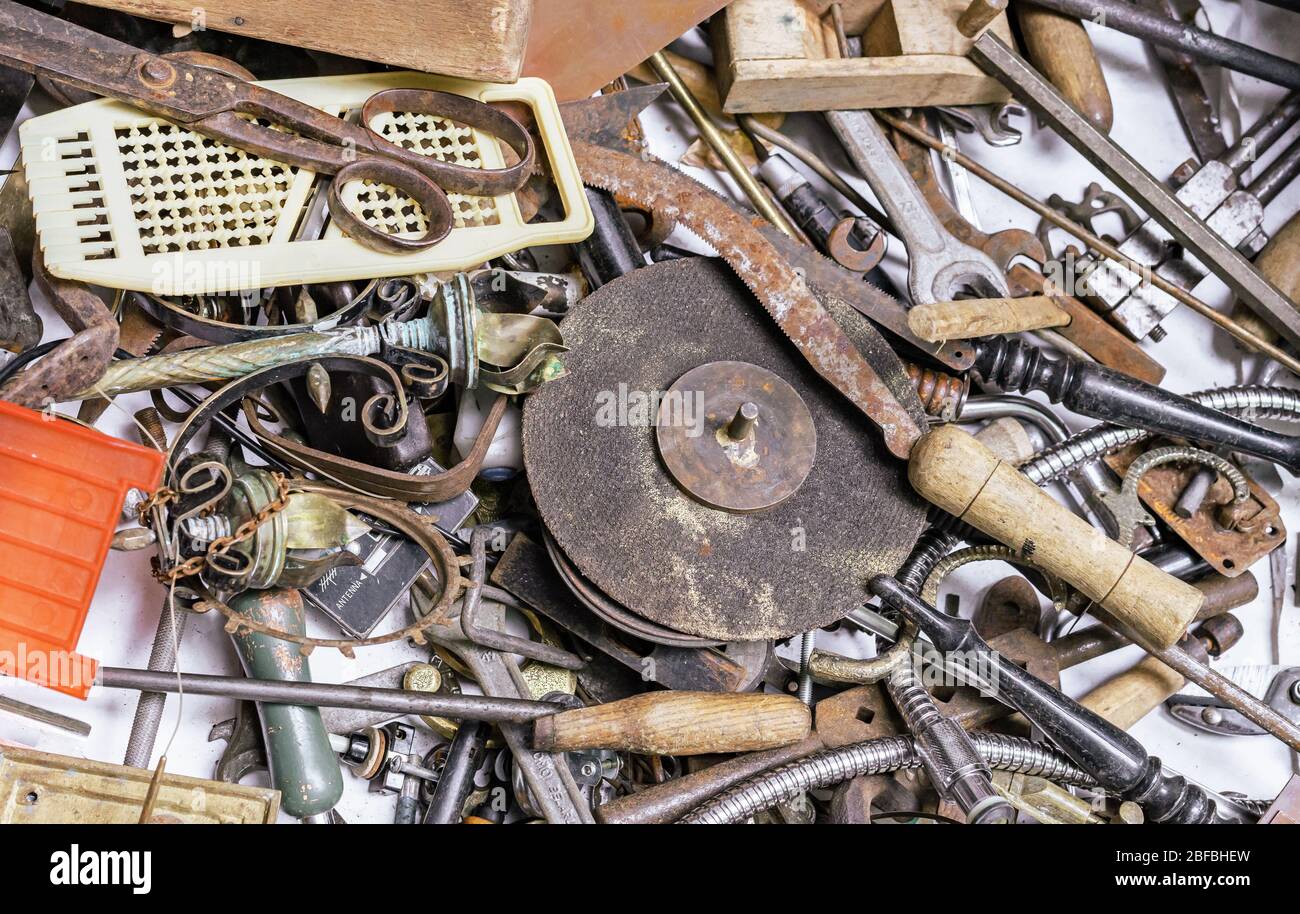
[379,316,435,351]
[183,514,232,545]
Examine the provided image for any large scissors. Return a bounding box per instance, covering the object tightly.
[0,0,535,254]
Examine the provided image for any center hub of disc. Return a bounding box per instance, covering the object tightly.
[656,361,817,514]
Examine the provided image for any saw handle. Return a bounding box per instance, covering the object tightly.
[909,426,1204,649]
[531,691,811,756]
[1014,3,1114,132]
[907,295,1069,341]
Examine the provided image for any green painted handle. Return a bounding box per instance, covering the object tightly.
[229,588,344,820]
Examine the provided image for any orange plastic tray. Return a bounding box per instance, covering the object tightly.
[0,402,165,698]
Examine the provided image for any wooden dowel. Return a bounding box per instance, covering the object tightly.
[907,295,1070,341]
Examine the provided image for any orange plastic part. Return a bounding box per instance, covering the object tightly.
[0,401,165,698]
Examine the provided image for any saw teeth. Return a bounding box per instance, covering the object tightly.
[575,141,924,454]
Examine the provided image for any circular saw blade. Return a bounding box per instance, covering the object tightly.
[524,258,926,641]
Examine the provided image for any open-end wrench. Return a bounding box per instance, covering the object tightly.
[422,599,595,824]
[937,103,1027,148]
[826,109,1010,307]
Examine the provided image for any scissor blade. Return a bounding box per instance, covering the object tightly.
[0,0,139,58]
[559,83,667,155]
[0,2,224,124]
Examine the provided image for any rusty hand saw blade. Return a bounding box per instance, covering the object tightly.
[558,93,928,459]
[568,139,926,459]
[558,90,960,373]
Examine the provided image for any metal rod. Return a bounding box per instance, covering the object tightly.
[1148,641,1300,751]
[1089,608,1300,751]
[1021,0,1300,92]
[648,50,804,240]
[122,599,188,767]
[969,32,1300,352]
[0,693,91,737]
[1224,91,1300,175]
[97,667,564,724]
[876,110,1300,377]
[1248,133,1300,208]
[460,527,585,670]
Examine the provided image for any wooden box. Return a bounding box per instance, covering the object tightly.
[715,0,1013,113]
[76,0,534,83]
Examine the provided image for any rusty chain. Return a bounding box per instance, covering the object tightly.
[149,472,292,585]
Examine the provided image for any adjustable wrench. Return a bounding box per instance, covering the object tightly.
[826,109,1009,306]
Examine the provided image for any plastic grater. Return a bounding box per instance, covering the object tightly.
[19,72,593,295]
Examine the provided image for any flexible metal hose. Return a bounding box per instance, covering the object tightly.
[885,662,1017,823]
[921,543,1067,607]
[679,732,1095,824]
[1023,385,1300,486]
[809,528,958,684]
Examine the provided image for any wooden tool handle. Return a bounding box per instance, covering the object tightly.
[1080,655,1184,731]
[909,426,1204,648]
[907,295,1069,341]
[1231,210,1300,344]
[532,691,812,756]
[1014,3,1113,133]
[958,0,1010,37]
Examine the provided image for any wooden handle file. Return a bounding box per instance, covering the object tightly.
[532,691,812,756]
[907,295,1070,341]
[909,426,1204,648]
[1014,3,1114,133]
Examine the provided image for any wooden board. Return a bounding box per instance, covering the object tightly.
[716,0,1013,113]
[523,0,730,101]
[76,0,533,82]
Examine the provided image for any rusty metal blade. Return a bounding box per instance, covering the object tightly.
[573,140,926,459]
[560,84,668,156]
[754,222,974,372]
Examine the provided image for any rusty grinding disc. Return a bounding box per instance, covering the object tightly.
[523,258,927,642]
